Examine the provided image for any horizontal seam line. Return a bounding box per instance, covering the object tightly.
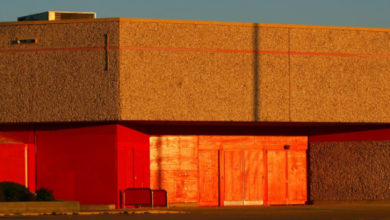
[1,46,390,58]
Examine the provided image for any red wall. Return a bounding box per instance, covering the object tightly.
[0,144,35,192]
[0,145,26,185]
[0,125,35,144]
[117,124,149,208]
[35,123,150,208]
[4,122,390,208]
[0,125,36,192]
[36,124,118,205]
[309,125,390,142]
[0,124,36,192]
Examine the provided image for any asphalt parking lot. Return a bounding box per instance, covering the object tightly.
[2,205,390,220]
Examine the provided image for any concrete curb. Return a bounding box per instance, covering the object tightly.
[311,200,390,205]
[80,204,115,211]
[0,210,187,217]
[0,201,79,214]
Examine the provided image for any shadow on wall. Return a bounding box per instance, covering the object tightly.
[156,137,162,190]
[253,23,259,122]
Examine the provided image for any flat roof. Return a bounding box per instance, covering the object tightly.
[20,11,97,16]
[1,17,390,32]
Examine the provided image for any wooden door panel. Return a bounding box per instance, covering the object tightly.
[185,170,199,202]
[267,150,286,205]
[224,150,243,205]
[198,150,219,206]
[150,170,177,203]
[174,170,199,203]
[288,150,307,204]
[244,151,264,205]
[150,135,199,203]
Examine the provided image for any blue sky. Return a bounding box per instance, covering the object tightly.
[1,0,390,28]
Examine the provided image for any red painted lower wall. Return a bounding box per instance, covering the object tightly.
[27,144,35,192]
[0,125,35,144]
[3,122,390,208]
[0,143,35,192]
[0,145,26,186]
[117,124,150,208]
[34,123,150,208]
[36,124,118,205]
[309,125,390,142]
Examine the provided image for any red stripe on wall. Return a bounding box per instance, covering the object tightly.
[289,51,390,58]
[0,47,105,53]
[118,46,291,54]
[119,46,390,58]
[2,45,390,58]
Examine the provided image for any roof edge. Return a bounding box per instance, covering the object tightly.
[118,18,390,32]
[1,17,390,32]
[0,18,121,26]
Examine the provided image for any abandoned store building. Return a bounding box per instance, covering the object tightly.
[1,11,390,208]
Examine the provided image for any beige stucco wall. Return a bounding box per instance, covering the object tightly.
[289,29,390,123]
[119,21,291,122]
[119,20,390,123]
[1,18,390,123]
[0,21,120,123]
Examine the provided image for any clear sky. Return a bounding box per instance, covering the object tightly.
[1,0,390,28]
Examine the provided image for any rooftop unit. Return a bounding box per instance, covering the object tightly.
[18,11,96,21]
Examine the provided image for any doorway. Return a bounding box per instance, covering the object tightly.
[222,148,264,206]
[198,143,307,206]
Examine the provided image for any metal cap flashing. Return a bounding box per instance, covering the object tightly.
[18,11,96,21]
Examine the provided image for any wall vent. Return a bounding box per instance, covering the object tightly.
[18,11,96,21]
[12,38,38,44]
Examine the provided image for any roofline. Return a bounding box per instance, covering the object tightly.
[0,18,119,26]
[18,11,97,16]
[1,17,390,32]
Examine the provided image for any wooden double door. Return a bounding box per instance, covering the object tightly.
[198,146,307,206]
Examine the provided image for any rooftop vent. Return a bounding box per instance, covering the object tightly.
[18,11,96,21]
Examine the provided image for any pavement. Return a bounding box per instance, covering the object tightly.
[1,204,390,219]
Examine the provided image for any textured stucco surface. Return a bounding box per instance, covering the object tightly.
[119,21,390,123]
[120,49,254,121]
[290,55,390,122]
[309,141,390,200]
[290,28,390,123]
[119,21,290,121]
[1,22,120,49]
[2,19,390,123]
[290,28,390,55]
[259,54,289,122]
[0,22,120,123]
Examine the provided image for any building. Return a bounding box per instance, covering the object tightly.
[1,12,390,208]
